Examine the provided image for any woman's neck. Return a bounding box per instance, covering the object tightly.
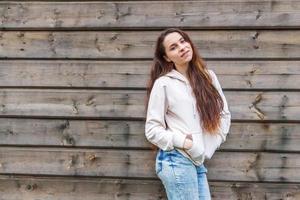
[175,63,189,78]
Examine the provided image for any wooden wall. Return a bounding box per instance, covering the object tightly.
[0,1,300,199]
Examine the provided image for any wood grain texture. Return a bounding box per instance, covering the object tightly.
[0,60,300,89]
[0,1,299,29]
[0,176,167,200]
[1,30,300,59]
[0,89,298,120]
[0,1,299,199]
[0,147,299,182]
[1,176,300,200]
[0,118,299,152]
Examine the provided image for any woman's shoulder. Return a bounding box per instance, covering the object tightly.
[207,69,216,77]
[207,69,219,83]
[153,75,173,86]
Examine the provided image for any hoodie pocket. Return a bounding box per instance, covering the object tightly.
[186,134,205,161]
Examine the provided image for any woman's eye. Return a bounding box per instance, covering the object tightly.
[170,47,176,51]
[180,40,185,43]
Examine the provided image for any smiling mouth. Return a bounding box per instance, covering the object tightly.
[181,50,189,57]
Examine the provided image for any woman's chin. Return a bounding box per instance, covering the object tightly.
[177,56,193,66]
[184,56,193,63]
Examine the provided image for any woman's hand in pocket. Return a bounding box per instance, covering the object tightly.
[183,134,193,150]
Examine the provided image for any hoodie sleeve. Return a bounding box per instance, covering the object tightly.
[203,70,232,159]
[145,79,187,151]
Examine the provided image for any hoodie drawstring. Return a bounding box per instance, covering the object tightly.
[185,83,196,119]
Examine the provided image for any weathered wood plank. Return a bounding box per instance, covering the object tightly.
[1,60,300,89]
[0,176,166,200]
[0,1,299,29]
[210,182,300,200]
[0,148,299,182]
[1,176,300,200]
[0,89,299,120]
[1,31,300,59]
[0,89,145,118]
[0,118,299,152]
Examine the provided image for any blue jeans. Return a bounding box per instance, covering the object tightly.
[155,148,211,200]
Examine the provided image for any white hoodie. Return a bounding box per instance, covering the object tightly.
[145,69,231,166]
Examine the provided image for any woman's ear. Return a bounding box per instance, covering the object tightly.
[163,55,171,62]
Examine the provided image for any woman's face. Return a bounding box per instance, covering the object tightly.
[163,32,193,67]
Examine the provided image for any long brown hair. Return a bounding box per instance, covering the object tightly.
[146,28,224,136]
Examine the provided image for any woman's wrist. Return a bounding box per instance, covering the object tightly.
[183,134,193,150]
[185,134,193,141]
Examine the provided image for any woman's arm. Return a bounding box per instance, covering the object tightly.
[145,79,187,151]
[204,70,232,159]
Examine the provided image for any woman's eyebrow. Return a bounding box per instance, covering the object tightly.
[169,37,183,48]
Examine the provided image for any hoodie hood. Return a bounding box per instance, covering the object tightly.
[165,69,189,84]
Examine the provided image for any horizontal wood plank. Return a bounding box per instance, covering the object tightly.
[0,1,299,29]
[1,1,299,199]
[1,30,300,59]
[0,147,299,182]
[1,176,300,200]
[0,60,300,89]
[0,176,166,200]
[0,89,299,120]
[0,118,299,152]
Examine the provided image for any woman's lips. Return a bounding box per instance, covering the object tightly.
[181,50,190,58]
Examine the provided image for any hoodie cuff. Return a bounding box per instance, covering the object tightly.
[172,130,186,149]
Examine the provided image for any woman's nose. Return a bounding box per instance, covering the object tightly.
[178,43,185,51]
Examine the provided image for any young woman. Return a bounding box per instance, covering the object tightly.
[145,28,231,200]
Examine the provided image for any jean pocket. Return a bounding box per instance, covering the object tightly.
[155,150,163,174]
[155,160,162,175]
[199,164,208,173]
